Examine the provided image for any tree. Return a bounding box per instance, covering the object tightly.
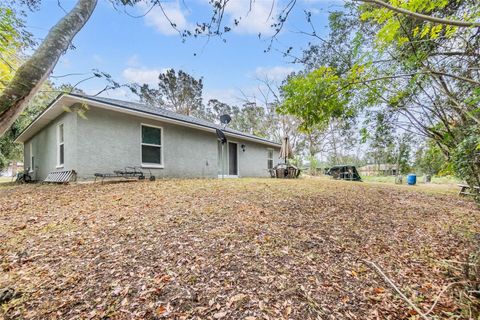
[0,0,97,136]
[364,112,396,168]
[279,67,355,131]
[0,6,32,88]
[204,99,241,124]
[0,81,57,170]
[234,102,269,138]
[357,0,480,185]
[279,11,363,167]
[280,1,480,186]
[414,140,449,176]
[356,0,480,28]
[394,133,413,175]
[131,69,204,117]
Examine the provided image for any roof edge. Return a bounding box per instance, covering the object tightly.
[67,94,280,146]
[14,93,66,143]
[16,93,281,147]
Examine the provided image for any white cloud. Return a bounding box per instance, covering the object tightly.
[253,66,297,81]
[85,87,137,101]
[101,87,137,101]
[126,54,141,67]
[141,1,189,36]
[204,84,279,107]
[122,67,168,86]
[225,0,278,35]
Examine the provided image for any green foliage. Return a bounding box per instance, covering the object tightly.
[414,141,450,176]
[289,154,303,168]
[130,69,203,117]
[279,67,355,131]
[306,155,319,175]
[359,0,478,49]
[284,1,480,192]
[451,130,480,186]
[0,6,32,88]
[206,100,272,139]
[360,113,415,174]
[234,102,269,138]
[204,99,241,123]
[0,82,56,170]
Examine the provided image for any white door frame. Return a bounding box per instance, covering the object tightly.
[218,140,239,178]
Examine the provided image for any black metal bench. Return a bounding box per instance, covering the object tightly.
[94,167,155,184]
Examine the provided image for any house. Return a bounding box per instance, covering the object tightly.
[0,161,23,177]
[14,93,281,181]
[358,164,398,176]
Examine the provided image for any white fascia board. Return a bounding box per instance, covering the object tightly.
[14,95,74,143]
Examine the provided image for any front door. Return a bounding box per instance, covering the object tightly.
[228,142,238,176]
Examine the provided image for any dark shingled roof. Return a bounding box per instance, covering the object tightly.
[70,93,279,146]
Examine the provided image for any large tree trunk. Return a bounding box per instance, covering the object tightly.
[0,0,98,136]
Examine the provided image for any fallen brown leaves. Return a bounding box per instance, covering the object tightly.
[0,178,478,319]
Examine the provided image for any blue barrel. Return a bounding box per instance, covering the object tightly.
[407,174,417,185]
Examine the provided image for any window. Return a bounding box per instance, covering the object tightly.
[29,143,34,169]
[30,141,35,170]
[141,124,162,166]
[57,123,64,167]
[267,149,274,170]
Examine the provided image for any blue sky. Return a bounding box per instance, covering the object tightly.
[24,0,344,105]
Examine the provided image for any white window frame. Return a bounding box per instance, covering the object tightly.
[29,142,34,169]
[141,123,164,168]
[29,141,33,170]
[267,148,274,170]
[56,123,64,168]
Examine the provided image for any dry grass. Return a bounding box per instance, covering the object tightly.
[0,178,479,319]
[0,177,14,185]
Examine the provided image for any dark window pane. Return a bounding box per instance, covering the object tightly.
[142,145,161,164]
[59,124,64,143]
[142,126,161,145]
[268,159,273,169]
[59,144,64,165]
[228,143,237,175]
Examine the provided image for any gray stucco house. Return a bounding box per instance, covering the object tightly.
[15,93,280,181]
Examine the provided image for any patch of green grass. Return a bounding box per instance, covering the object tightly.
[361,176,397,184]
[0,176,15,183]
[362,174,460,185]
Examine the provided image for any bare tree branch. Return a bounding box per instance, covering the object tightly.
[362,259,431,320]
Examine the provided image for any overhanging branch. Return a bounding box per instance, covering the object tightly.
[355,0,480,28]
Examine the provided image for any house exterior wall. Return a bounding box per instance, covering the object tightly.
[72,107,280,180]
[74,107,216,179]
[24,112,77,181]
[236,141,278,177]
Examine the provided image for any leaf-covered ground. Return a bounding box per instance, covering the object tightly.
[0,178,478,319]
